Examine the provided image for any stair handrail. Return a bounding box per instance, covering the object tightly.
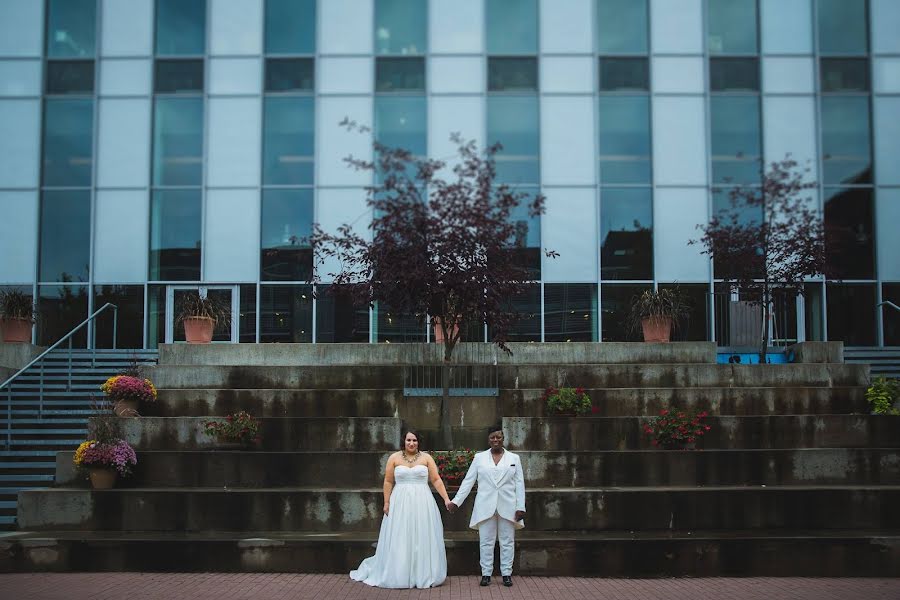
[879,301,900,313]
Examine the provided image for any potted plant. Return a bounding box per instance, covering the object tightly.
[100,375,157,417]
[541,386,592,416]
[176,291,231,344]
[0,289,36,343]
[203,411,262,449]
[73,438,138,489]
[643,408,711,450]
[626,287,690,343]
[433,448,475,487]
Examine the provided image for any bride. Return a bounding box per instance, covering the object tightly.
[350,430,452,588]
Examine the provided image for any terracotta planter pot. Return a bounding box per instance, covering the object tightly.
[184,316,215,344]
[432,317,460,344]
[113,398,139,417]
[0,317,32,343]
[89,467,117,489]
[641,315,673,343]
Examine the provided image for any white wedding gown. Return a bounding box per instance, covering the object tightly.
[350,464,447,588]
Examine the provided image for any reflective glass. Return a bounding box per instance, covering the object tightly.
[826,283,876,345]
[659,283,709,342]
[154,59,204,93]
[38,285,88,347]
[316,285,370,343]
[263,96,314,185]
[488,57,538,91]
[156,0,206,56]
[42,99,93,187]
[708,0,758,54]
[804,282,825,342]
[375,96,427,155]
[265,0,316,54]
[375,302,425,343]
[486,0,538,54]
[94,285,144,349]
[821,96,872,185]
[598,95,651,184]
[710,96,762,184]
[46,0,96,58]
[375,57,425,91]
[489,285,540,342]
[261,189,314,281]
[710,58,759,91]
[375,0,427,55]
[544,284,598,342]
[600,188,653,281]
[820,58,870,92]
[45,61,94,94]
[39,191,90,283]
[260,285,312,343]
[824,187,875,279]
[265,58,314,92]
[884,283,900,346]
[152,97,203,186]
[599,58,649,91]
[487,95,539,184]
[596,0,648,54]
[817,0,869,55]
[149,190,201,281]
[601,284,650,341]
[239,284,256,343]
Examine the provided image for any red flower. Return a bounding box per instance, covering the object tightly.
[659,409,669,416]
[704,425,711,431]
[591,405,601,414]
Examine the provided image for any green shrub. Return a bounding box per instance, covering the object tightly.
[866,377,900,416]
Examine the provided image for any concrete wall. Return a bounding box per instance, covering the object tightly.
[789,342,844,364]
[0,342,43,370]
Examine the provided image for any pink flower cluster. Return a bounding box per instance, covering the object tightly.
[101,375,157,404]
[80,440,138,476]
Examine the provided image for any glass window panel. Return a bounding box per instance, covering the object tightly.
[261,189,314,282]
[152,97,203,186]
[374,96,427,155]
[821,96,872,185]
[710,58,759,91]
[820,58,870,92]
[266,0,316,54]
[596,0,648,54]
[884,283,900,346]
[601,284,650,341]
[375,302,425,343]
[260,285,312,343]
[375,57,425,92]
[146,284,165,349]
[824,187,875,280]
[711,96,762,184]
[316,285,370,343]
[817,0,869,55]
[487,0,538,54]
[93,285,144,349]
[711,187,763,280]
[46,0,96,58]
[489,285,540,342]
[45,61,94,94]
[598,58,649,91]
[488,57,537,91]
[39,191,90,283]
[375,0,427,55]
[598,95,651,184]
[38,285,88,347]
[154,59,204,93]
[238,284,256,343]
[149,190,201,281]
[659,283,709,342]
[487,95,539,184]
[804,282,825,342]
[600,188,653,281]
[826,283,876,346]
[42,99,93,187]
[263,96,314,185]
[708,0,758,54]
[544,283,598,342]
[265,58,314,92]
[156,0,207,56]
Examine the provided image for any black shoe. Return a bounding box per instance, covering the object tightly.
[480,576,491,586]
[503,576,513,587]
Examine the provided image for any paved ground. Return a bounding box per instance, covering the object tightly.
[1,574,899,600]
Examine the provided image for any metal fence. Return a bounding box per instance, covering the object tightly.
[402,343,499,397]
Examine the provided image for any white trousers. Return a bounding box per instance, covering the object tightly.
[478,512,515,576]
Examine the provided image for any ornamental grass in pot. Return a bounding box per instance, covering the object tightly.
[626,287,690,343]
[176,291,231,344]
[0,289,36,343]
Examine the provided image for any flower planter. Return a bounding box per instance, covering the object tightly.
[0,317,32,343]
[641,315,673,343]
[184,316,215,344]
[432,317,460,344]
[113,398,139,417]
[88,467,117,489]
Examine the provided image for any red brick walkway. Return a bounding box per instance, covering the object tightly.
[2,574,899,600]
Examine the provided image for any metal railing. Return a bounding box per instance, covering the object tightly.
[403,343,499,397]
[879,301,900,313]
[1,303,118,448]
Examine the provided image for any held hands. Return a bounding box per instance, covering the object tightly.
[446,501,458,514]
[383,503,389,516]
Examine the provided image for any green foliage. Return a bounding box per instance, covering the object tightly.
[625,287,690,336]
[542,386,593,415]
[176,291,232,331]
[643,408,711,450]
[866,378,900,416]
[433,448,475,485]
[204,411,262,445]
[0,289,36,322]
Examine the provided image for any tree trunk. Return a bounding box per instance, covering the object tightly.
[439,337,455,450]
[759,289,770,364]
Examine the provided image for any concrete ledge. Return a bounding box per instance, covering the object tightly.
[149,389,401,417]
[790,342,844,364]
[0,343,44,370]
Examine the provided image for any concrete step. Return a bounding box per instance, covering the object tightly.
[51,449,900,488]
[149,389,401,417]
[504,415,900,450]
[115,417,402,451]
[16,486,900,532]
[2,529,898,576]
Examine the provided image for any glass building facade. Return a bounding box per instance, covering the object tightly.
[0,0,897,347]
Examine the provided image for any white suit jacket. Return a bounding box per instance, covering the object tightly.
[451,449,526,530]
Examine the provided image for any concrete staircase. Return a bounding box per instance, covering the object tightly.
[3,342,900,576]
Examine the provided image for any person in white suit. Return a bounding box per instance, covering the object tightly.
[448,426,526,587]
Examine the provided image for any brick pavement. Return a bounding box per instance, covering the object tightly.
[1,574,899,600]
